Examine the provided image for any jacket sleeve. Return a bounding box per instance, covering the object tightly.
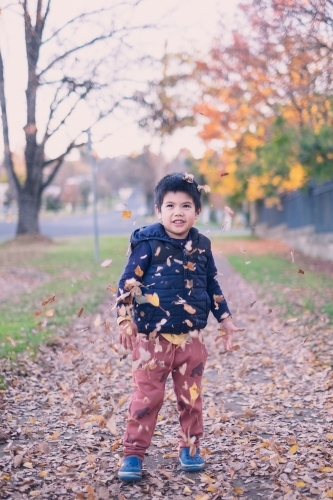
[117,241,152,321]
[206,251,232,322]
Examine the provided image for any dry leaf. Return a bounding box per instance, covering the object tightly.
[121,210,132,218]
[183,172,194,183]
[224,206,234,216]
[179,363,187,376]
[135,265,144,277]
[77,307,84,317]
[45,309,54,317]
[189,382,199,404]
[183,303,196,314]
[100,259,112,268]
[298,268,305,275]
[145,293,159,307]
[288,444,298,454]
[41,295,55,306]
[184,262,196,271]
[94,314,101,327]
[184,319,193,327]
[220,172,229,176]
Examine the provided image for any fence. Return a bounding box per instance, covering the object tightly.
[257,179,333,233]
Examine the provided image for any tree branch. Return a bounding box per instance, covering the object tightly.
[41,140,85,191]
[41,5,125,45]
[38,23,153,77]
[0,48,21,193]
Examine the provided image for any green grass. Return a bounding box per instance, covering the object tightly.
[0,236,128,358]
[226,253,333,322]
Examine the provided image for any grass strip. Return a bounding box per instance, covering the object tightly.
[0,236,128,358]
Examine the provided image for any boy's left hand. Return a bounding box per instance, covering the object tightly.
[215,318,244,351]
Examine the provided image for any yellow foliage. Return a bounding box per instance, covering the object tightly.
[281,163,307,191]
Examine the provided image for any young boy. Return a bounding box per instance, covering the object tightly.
[117,173,242,481]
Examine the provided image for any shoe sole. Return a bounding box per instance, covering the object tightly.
[179,458,205,472]
[118,472,142,482]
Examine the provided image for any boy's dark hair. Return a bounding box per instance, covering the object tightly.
[154,173,202,212]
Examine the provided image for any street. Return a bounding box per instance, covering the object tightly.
[0,211,147,243]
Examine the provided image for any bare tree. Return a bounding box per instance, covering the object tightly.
[0,0,152,235]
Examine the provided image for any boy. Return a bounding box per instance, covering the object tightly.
[117,173,242,481]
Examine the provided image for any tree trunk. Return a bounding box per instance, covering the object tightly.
[16,188,41,235]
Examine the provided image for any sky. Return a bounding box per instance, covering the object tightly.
[0,0,240,163]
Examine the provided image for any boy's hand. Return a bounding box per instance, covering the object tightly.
[215,318,244,351]
[118,320,138,351]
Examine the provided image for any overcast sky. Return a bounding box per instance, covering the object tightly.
[0,0,240,162]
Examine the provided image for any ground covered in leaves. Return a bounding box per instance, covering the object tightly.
[1,251,333,500]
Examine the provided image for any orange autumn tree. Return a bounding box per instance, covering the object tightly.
[195,0,333,205]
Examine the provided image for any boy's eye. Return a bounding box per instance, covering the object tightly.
[183,204,190,208]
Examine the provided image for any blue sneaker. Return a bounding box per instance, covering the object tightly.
[179,447,205,471]
[118,456,142,482]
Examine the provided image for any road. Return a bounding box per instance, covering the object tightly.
[0,211,250,242]
[0,211,147,242]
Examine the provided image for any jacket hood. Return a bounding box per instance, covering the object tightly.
[130,222,200,248]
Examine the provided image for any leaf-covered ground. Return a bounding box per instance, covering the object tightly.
[1,253,333,500]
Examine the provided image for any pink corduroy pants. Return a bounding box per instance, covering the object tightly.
[123,333,208,460]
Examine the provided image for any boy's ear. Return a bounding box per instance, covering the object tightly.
[195,208,201,219]
[154,205,162,219]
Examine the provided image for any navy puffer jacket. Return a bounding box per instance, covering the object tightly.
[129,223,225,334]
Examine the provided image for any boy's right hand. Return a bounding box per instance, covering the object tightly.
[118,320,138,351]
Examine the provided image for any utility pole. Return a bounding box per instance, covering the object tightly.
[87,129,100,264]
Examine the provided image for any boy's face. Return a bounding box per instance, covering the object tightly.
[155,191,200,239]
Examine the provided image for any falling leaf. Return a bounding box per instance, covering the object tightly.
[197,184,211,193]
[106,285,117,293]
[189,382,200,404]
[268,308,272,313]
[139,347,151,362]
[100,259,112,268]
[185,279,193,288]
[298,268,305,274]
[250,301,257,308]
[38,471,47,478]
[34,310,42,316]
[117,395,130,408]
[245,261,251,265]
[184,262,196,271]
[41,295,55,306]
[135,265,144,277]
[121,210,132,218]
[290,249,295,263]
[179,363,187,375]
[155,246,161,256]
[184,319,193,327]
[295,481,306,488]
[288,444,298,454]
[166,257,171,266]
[224,206,234,216]
[220,172,229,176]
[183,172,194,183]
[184,303,196,314]
[183,486,192,493]
[77,307,84,317]
[146,293,160,307]
[23,462,33,469]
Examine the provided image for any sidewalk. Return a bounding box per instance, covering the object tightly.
[0,255,332,499]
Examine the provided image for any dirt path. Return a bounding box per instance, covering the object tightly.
[1,255,333,500]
